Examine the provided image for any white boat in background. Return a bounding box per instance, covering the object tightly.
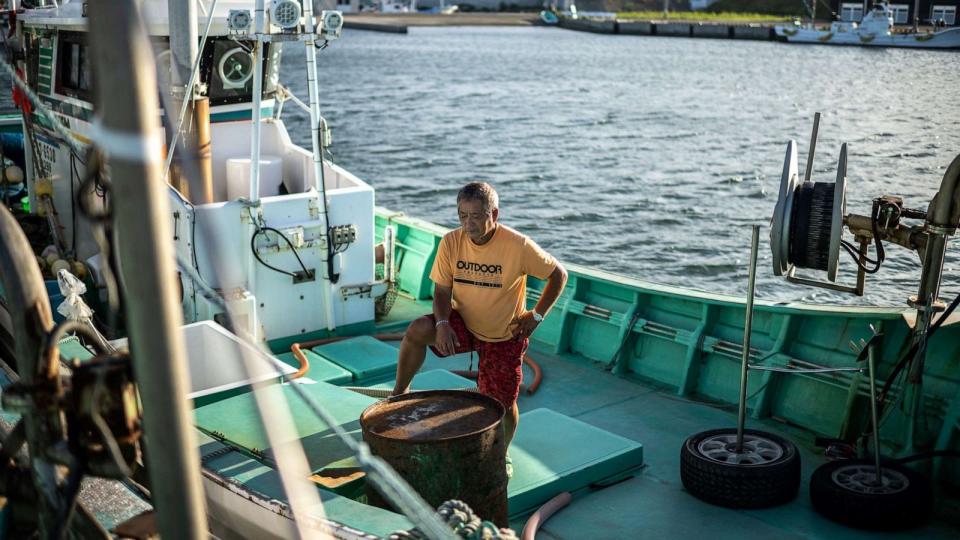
[775,2,960,49]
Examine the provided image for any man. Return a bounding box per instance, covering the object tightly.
[391,182,567,477]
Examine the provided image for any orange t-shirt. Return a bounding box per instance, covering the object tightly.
[430,224,557,342]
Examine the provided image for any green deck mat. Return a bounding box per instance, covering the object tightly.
[312,336,398,381]
[275,349,353,385]
[58,336,95,361]
[369,369,476,391]
[507,408,644,519]
[194,380,376,470]
[196,431,412,536]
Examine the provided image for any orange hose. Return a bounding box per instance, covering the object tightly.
[523,354,543,395]
[287,343,311,381]
[296,332,405,349]
[521,492,571,540]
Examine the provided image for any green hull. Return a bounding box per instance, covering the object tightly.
[375,207,960,462]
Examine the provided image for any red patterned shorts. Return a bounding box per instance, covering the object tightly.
[428,310,527,408]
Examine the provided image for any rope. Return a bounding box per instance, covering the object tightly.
[389,500,518,540]
[344,386,479,399]
[175,261,458,540]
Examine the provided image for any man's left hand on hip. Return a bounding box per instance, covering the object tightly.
[511,311,541,339]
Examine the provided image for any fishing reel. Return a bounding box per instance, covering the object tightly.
[769,114,930,297]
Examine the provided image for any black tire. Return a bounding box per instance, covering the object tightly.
[809,459,931,530]
[680,428,801,508]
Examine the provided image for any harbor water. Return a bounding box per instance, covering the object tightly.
[279,26,959,307]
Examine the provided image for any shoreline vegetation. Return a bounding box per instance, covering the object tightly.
[616,11,793,22]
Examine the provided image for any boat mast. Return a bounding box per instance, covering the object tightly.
[88,1,207,537]
[250,0,265,202]
[303,1,338,332]
[168,0,198,168]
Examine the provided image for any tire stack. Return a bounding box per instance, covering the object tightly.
[680,428,801,508]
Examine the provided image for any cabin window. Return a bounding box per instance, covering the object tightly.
[24,34,40,93]
[840,3,864,21]
[931,5,956,25]
[889,4,910,24]
[55,32,92,100]
[201,39,280,107]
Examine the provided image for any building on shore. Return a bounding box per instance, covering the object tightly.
[828,1,958,26]
[415,0,542,9]
[689,0,720,9]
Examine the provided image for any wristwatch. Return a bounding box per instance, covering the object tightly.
[531,310,544,323]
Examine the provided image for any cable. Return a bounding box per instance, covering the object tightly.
[250,226,312,279]
[893,449,960,465]
[190,204,202,281]
[876,290,960,418]
[606,310,641,370]
[69,151,85,256]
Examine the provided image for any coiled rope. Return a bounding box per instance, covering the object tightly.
[389,500,518,540]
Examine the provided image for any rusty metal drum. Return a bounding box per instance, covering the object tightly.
[359,390,509,527]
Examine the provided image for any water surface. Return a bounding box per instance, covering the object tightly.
[74,28,960,305]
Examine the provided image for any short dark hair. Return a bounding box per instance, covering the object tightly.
[457,182,499,213]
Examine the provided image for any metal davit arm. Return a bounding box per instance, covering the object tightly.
[929,153,960,230]
[914,152,960,318]
[899,153,960,451]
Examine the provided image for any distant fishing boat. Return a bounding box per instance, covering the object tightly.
[774,2,960,49]
[539,10,559,25]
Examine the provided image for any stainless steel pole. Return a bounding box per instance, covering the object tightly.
[249,0,266,201]
[302,0,337,332]
[88,2,207,538]
[867,340,883,482]
[804,112,820,183]
[736,225,761,452]
[167,0,198,133]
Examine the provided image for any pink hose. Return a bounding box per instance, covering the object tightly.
[521,492,572,540]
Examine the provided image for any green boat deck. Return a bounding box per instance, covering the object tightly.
[383,321,959,538]
[193,355,646,533]
[191,293,960,538]
[8,300,960,538]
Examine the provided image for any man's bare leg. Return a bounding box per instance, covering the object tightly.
[392,317,435,396]
[504,401,519,448]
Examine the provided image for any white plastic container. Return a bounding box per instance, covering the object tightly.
[111,321,294,401]
[225,155,284,200]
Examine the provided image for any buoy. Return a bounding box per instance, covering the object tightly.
[1,165,23,184]
[51,259,71,276]
[71,261,88,280]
